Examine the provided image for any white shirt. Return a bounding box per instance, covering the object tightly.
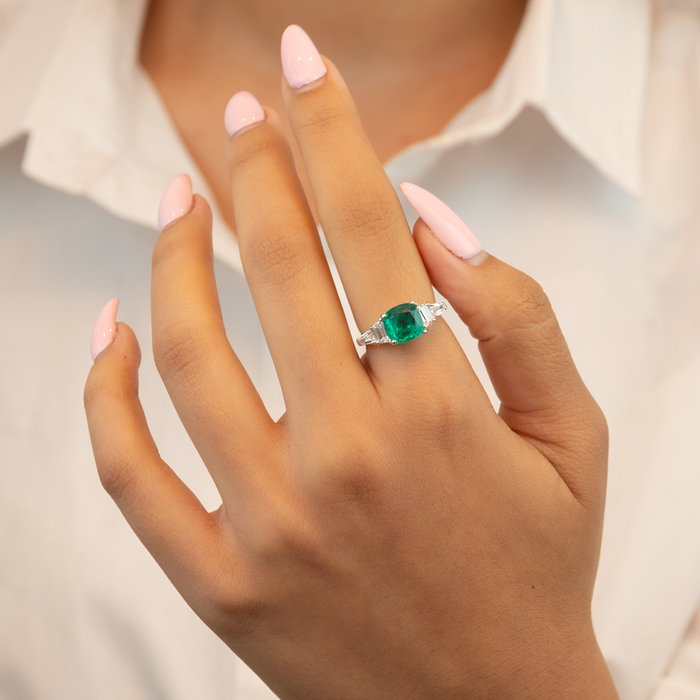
[1,0,699,698]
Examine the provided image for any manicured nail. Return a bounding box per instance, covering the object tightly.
[281,25,327,89]
[225,91,265,137]
[157,174,193,231]
[400,183,482,260]
[90,298,119,361]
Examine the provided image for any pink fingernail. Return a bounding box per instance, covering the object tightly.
[400,183,482,260]
[90,298,119,361]
[281,25,327,89]
[157,174,193,231]
[225,91,265,137]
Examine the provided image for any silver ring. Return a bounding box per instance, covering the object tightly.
[356,302,448,346]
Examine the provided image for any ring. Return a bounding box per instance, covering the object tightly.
[356,302,448,346]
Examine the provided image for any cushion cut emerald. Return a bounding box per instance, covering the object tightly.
[383,303,424,343]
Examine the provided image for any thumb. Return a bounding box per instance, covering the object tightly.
[402,184,607,496]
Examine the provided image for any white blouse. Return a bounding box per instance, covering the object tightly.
[1,0,699,698]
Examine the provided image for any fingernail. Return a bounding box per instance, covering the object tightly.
[158,174,193,231]
[225,91,265,137]
[281,25,327,89]
[400,183,482,260]
[90,298,119,361]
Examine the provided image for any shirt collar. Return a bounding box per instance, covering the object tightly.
[388,0,651,197]
[0,0,650,269]
[0,0,241,269]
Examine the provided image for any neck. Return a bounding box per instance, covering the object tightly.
[140,0,527,228]
[143,0,526,83]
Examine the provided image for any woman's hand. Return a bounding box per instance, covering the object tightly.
[84,25,616,700]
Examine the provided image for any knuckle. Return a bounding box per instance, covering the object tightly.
[417,391,466,437]
[83,370,108,411]
[210,593,266,641]
[390,387,468,452]
[244,228,316,288]
[508,276,550,322]
[97,447,140,508]
[200,561,268,640]
[251,509,327,571]
[499,275,559,341]
[331,189,403,245]
[228,128,280,173]
[84,369,139,421]
[295,103,352,144]
[314,435,384,506]
[336,460,382,506]
[154,321,211,388]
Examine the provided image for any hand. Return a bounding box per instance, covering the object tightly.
[85,27,616,700]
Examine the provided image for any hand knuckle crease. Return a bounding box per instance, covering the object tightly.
[297,105,348,140]
[155,324,210,384]
[229,131,277,171]
[498,279,556,334]
[332,196,400,241]
[99,450,138,505]
[247,233,315,286]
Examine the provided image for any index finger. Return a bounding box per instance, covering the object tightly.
[84,320,230,602]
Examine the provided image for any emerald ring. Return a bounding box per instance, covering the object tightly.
[356,302,448,346]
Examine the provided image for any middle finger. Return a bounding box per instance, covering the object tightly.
[226,97,368,412]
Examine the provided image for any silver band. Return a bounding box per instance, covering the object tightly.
[356,302,447,346]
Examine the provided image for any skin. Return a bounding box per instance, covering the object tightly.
[140,0,527,227]
[85,2,621,698]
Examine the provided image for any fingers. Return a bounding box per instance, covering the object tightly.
[84,322,231,601]
[225,99,368,409]
[280,26,434,332]
[151,191,280,496]
[413,217,608,499]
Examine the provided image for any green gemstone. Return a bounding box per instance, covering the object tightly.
[383,303,424,343]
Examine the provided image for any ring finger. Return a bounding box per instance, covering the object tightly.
[281,26,438,343]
